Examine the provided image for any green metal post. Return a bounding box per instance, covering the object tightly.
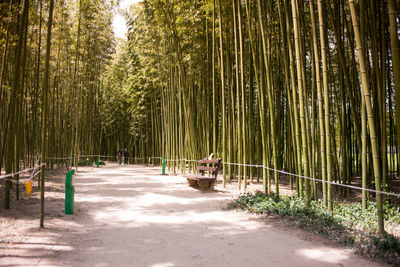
[162,157,166,175]
[65,170,75,215]
[96,157,99,168]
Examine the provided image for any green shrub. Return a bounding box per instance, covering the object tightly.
[234,193,400,262]
[77,158,95,166]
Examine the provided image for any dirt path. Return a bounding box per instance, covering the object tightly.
[0,163,386,266]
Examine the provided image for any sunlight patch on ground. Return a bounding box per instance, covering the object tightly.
[296,247,349,264]
[88,199,263,234]
[75,169,264,233]
[134,192,227,206]
[151,263,175,267]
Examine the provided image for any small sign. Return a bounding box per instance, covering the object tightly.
[25,180,32,196]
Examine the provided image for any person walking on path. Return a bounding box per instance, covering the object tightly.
[117,149,123,165]
[124,149,129,165]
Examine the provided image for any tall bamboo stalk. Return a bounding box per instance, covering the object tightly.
[349,0,384,234]
[292,0,310,202]
[318,0,332,210]
[40,0,54,228]
[388,0,400,174]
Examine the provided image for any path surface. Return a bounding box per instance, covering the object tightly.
[1,164,386,266]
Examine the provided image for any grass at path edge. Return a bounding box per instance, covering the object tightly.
[234,192,400,264]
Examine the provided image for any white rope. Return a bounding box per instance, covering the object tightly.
[151,158,400,197]
[165,158,198,162]
[6,170,43,185]
[47,156,76,160]
[47,155,116,160]
[165,159,181,162]
[47,155,162,161]
[221,161,400,198]
[133,157,162,160]
[23,154,400,198]
[0,163,46,180]
[82,155,111,158]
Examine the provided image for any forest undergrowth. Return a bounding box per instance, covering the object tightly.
[234,192,400,264]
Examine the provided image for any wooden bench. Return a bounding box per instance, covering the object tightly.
[185,158,222,191]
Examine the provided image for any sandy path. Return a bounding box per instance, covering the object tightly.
[1,163,386,266]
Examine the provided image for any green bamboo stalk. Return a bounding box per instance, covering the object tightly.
[291,0,310,202]
[257,0,278,195]
[318,0,332,210]
[40,0,54,228]
[348,0,384,234]
[388,0,400,182]
[217,0,226,185]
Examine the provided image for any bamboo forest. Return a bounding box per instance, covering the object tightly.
[1,0,400,265]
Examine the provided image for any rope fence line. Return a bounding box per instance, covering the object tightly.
[165,158,197,162]
[10,155,398,198]
[134,157,162,160]
[4,170,43,185]
[221,162,400,198]
[46,155,161,160]
[47,156,76,160]
[47,155,113,160]
[150,157,400,199]
[0,163,46,180]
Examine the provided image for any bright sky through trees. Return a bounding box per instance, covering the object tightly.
[113,0,140,39]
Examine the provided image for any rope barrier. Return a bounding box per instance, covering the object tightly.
[20,154,400,198]
[220,161,400,198]
[165,159,181,162]
[84,155,114,158]
[47,155,162,161]
[133,157,161,160]
[0,163,46,180]
[159,157,400,198]
[5,170,42,185]
[47,156,76,160]
[165,158,198,163]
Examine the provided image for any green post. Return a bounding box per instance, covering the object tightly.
[96,157,99,168]
[162,157,166,175]
[65,170,75,215]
